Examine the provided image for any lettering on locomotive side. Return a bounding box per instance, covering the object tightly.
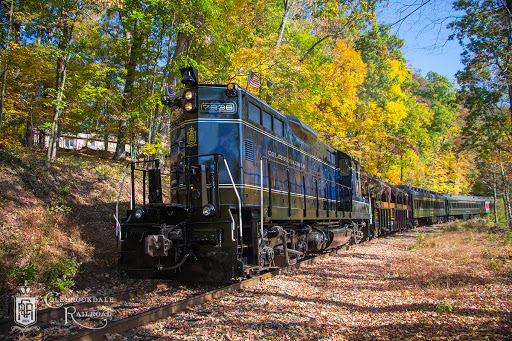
[200,101,237,114]
[268,150,306,169]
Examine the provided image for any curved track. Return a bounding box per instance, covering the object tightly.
[56,249,342,341]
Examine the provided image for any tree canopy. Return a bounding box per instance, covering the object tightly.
[0,0,510,203]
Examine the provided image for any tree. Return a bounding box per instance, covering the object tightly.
[46,1,77,160]
[449,0,512,144]
[449,0,512,223]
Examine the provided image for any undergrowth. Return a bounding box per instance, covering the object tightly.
[401,218,512,294]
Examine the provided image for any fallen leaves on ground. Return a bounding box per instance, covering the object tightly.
[132,225,512,340]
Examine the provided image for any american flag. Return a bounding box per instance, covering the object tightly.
[167,87,177,96]
[248,71,260,88]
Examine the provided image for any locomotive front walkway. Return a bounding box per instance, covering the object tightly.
[127,225,512,340]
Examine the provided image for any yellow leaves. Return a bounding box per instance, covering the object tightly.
[389,84,403,98]
[383,100,408,128]
[296,39,366,140]
[486,148,512,165]
[389,59,409,84]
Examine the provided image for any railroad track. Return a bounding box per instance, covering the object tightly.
[54,249,342,341]
[1,241,353,340]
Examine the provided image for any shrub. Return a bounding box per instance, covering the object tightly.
[407,233,425,251]
[8,261,38,286]
[436,298,453,313]
[7,258,80,293]
[42,258,80,293]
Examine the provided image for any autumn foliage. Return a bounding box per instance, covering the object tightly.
[0,0,509,199]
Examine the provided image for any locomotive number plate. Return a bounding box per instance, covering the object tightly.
[200,101,237,114]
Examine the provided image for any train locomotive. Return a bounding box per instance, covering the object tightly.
[115,67,492,282]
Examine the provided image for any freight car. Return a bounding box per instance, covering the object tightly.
[115,67,491,282]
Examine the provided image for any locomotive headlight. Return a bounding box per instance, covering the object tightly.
[184,102,194,111]
[202,204,216,217]
[226,83,237,97]
[184,90,194,100]
[134,208,144,219]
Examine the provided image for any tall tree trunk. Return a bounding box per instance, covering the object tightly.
[501,162,512,227]
[0,0,14,128]
[276,0,296,47]
[103,103,110,152]
[104,131,109,151]
[24,113,34,147]
[504,184,512,228]
[47,10,73,161]
[146,24,166,150]
[0,69,7,128]
[149,106,160,145]
[493,163,499,224]
[148,31,176,160]
[113,25,146,161]
[47,54,71,160]
[38,129,45,149]
[504,0,512,125]
[158,31,190,161]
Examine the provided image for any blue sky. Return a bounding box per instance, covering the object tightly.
[376,1,465,83]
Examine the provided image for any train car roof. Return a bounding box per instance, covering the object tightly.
[396,185,440,198]
[397,185,491,202]
[363,174,409,199]
[443,194,492,202]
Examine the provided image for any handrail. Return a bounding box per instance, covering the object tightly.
[115,166,130,242]
[223,158,243,239]
[228,209,236,242]
[260,158,264,241]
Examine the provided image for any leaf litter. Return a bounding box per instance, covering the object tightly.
[130,225,512,340]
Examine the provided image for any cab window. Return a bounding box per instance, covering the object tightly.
[262,111,272,130]
[273,118,283,136]
[249,102,261,124]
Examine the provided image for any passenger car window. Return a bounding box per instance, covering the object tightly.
[248,102,260,124]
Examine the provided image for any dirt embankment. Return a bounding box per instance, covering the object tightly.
[0,147,130,298]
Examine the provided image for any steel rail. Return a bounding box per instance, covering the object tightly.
[55,249,342,341]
